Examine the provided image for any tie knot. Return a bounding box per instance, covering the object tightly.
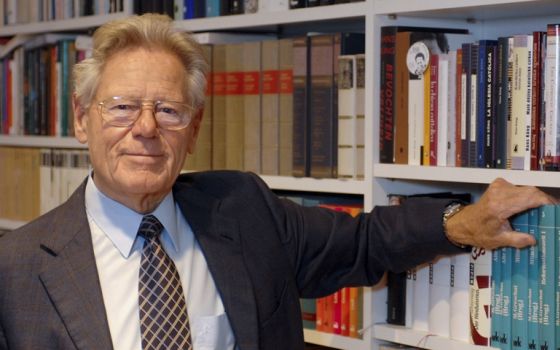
[138,214,164,240]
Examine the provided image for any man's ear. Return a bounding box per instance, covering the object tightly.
[186,108,204,154]
[72,93,88,144]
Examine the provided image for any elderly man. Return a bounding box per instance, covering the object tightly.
[0,14,552,350]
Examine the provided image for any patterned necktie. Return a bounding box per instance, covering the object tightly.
[137,214,193,350]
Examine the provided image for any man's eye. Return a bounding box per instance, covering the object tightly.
[157,105,179,116]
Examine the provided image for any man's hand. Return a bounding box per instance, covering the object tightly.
[445,178,556,250]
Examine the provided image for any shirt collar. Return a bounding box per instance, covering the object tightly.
[84,174,180,258]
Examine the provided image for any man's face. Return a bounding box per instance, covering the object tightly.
[73,47,201,211]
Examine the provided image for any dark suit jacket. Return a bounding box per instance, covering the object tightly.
[0,171,462,349]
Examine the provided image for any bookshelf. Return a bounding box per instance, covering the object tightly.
[370,0,560,350]
[1,0,557,349]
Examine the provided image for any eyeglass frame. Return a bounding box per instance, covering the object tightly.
[95,96,195,131]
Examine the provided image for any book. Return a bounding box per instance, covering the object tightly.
[261,39,280,175]
[355,54,365,179]
[494,36,510,169]
[469,247,491,346]
[242,40,262,173]
[278,38,294,176]
[510,34,533,170]
[224,42,245,170]
[450,253,471,342]
[211,44,227,169]
[537,205,556,350]
[337,55,358,179]
[292,36,309,177]
[544,24,560,170]
[428,256,451,337]
[476,40,498,168]
[511,212,529,350]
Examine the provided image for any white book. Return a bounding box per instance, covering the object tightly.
[337,55,357,179]
[408,75,424,166]
[9,46,24,135]
[450,253,471,342]
[39,149,54,215]
[436,53,449,167]
[258,0,289,12]
[405,268,414,328]
[446,50,457,167]
[412,263,430,331]
[355,54,365,179]
[544,25,560,169]
[428,256,451,337]
[510,34,533,170]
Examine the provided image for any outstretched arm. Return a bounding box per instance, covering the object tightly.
[445,178,556,249]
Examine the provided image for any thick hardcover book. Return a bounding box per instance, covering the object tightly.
[291,36,309,177]
[467,43,479,168]
[242,41,262,173]
[337,55,357,179]
[211,44,227,169]
[355,54,365,179]
[476,40,498,168]
[261,39,280,175]
[308,34,335,177]
[511,212,529,350]
[278,38,294,176]
[510,34,533,171]
[386,271,407,325]
[224,42,245,170]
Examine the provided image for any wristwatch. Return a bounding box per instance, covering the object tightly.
[442,202,467,248]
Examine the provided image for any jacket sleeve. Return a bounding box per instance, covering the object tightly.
[246,173,464,298]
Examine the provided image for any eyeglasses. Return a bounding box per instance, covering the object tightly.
[96,96,194,130]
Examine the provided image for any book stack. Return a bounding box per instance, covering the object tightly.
[378,23,560,172]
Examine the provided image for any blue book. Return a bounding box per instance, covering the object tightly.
[491,247,503,347]
[527,208,539,350]
[511,212,529,350]
[206,0,221,17]
[555,205,560,350]
[538,205,556,350]
[476,39,498,168]
[500,245,513,349]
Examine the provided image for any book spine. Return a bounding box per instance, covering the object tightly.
[469,247,492,346]
[379,27,397,163]
[460,43,471,167]
[428,257,451,337]
[538,205,556,350]
[495,37,509,169]
[530,32,544,171]
[428,53,438,166]
[455,48,463,167]
[394,32,410,164]
[527,208,539,350]
[278,38,294,176]
[511,212,529,349]
[544,24,560,170]
[450,253,470,342]
[468,43,478,168]
[291,36,309,177]
[337,55,357,179]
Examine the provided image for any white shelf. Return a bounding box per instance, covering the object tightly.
[304,329,369,350]
[259,175,365,195]
[174,2,367,32]
[373,0,560,20]
[0,12,131,36]
[0,135,86,149]
[0,218,26,230]
[374,324,498,350]
[373,163,560,188]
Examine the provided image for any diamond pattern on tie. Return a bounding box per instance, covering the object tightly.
[138,214,192,350]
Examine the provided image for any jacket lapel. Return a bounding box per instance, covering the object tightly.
[174,183,260,350]
[38,183,113,350]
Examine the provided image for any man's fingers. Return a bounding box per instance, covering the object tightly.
[494,231,536,250]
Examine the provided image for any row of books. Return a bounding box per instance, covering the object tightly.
[385,202,560,350]
[0,147,89,222]
[489,206,558,350]
[134,0,364,20]
[281,193,364,339]
[0,33,91,137]
[0,147,92,225]
[183,33,366,179]
[1,32,365,179]
[385,192,476,344]
[379,23,560,172]
[0,0,124,26]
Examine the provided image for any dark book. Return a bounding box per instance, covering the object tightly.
[476,40,498,168]
[494,37,510,169]
[289,0,306,9]
[292,36,310,177]
[162,0,175,17]
[307,0,321,6]
[229,0,244,14]
[386,270,407,325]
